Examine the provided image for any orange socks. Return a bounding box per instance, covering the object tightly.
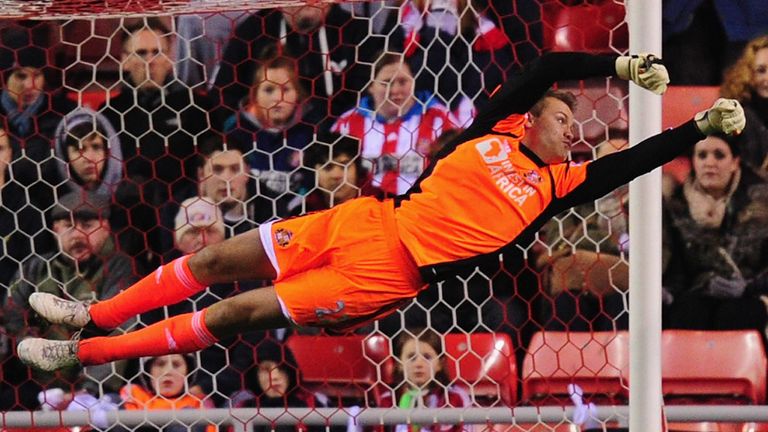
[78,310,217,365]
[89,255,206,330]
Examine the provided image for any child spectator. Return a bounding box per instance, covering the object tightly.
[121,354,215,432]
[377,328,469,432]
[332,52,457,196]
[229,338,331,432]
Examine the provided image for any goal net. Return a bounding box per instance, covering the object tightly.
[0,1,673,431]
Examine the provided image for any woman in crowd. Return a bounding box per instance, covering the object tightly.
[663,134,768,333]
[720,34,768,178]
[332,52,457,196]
[224,44,326,202]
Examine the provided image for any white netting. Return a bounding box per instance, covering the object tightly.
[0,2,763,431]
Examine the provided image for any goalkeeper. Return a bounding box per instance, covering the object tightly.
[19,52,745,371]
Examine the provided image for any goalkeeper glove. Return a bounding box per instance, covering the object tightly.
[615,54,669,95]
[694,98,746,136]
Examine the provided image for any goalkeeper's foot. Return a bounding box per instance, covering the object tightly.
[29,292,92,329]
[17,338,80,371]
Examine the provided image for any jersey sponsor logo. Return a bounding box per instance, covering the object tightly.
[475,137,538,206]
[275,228,293,248]
[475,137,508,163]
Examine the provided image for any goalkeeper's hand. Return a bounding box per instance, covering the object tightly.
[615,54,669,95]
[694,98,746,136]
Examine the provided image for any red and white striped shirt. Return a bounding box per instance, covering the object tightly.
[332,92,457,195]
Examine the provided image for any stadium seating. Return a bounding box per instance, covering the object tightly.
[522,330,630,405]
[286,334,392,406]
[661,330,767,405]
[443,332,518,407]
[542,1,628,54]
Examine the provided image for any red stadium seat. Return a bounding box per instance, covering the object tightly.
[662,330,767,404]
[286,334,392,406]
[443,332,518,406]
[522,331,629,405]
[543,2,628,54]
[662,85,720,130]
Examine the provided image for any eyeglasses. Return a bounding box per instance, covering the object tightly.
[127,48,162,59]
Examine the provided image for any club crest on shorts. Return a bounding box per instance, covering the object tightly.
[275,228,293,247]
[524,170,543,184]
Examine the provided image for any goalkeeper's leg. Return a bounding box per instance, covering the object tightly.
[19,285,290,370]
[30,227,279,331]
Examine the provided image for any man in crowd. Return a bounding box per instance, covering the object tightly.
[4,190,137,401]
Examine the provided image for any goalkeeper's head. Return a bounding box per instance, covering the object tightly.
[520,89,578,164]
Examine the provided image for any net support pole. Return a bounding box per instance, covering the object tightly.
[627,0,664,431]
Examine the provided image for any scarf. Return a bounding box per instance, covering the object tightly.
[683,168,741,228]
[1,90,44,136]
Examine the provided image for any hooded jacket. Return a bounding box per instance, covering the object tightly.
[54,107,123,197]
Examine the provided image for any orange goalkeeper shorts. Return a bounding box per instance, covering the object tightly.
[258,197,425,332]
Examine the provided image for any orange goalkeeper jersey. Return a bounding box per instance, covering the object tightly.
[393,52,705,283]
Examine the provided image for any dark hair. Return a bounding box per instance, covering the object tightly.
[689,132,741,159]
[196,133,246,169]
[64,122,108,150]
[141,353,196,396]
[121,18,171,49]
[530,89,578,117]
[392,328,451,392]
[303,134,361,169]
[249,338,305,406]
[372,51,412,81]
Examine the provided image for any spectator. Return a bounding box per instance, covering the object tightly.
[121,354,215,432]
[389,0,515,125]
[289,135,382,215]
[0,22,76,258]
[331,52,457,196]
[376,328,469,432]
[0,21,76,170]
[4,190,137,401]
[160,138,266,258]
[53,108,157,271]
[534,139,630,332]
[720,34,768,178]
[229,337,330,432]
[223,44,325,198]
[100,17,214,208]
[175,7,249,88]
[149,196,265,407]
[662,134,768,333]
[212,3,381,123]
[663,0,768,85]
[0,119,29,291]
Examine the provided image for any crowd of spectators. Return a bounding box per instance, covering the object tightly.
[0,0,766,424]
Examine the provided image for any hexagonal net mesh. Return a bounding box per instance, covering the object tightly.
[0,1,663,431]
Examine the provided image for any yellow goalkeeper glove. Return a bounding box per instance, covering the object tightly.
[615,54,670,95]
[694,98,746,136]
